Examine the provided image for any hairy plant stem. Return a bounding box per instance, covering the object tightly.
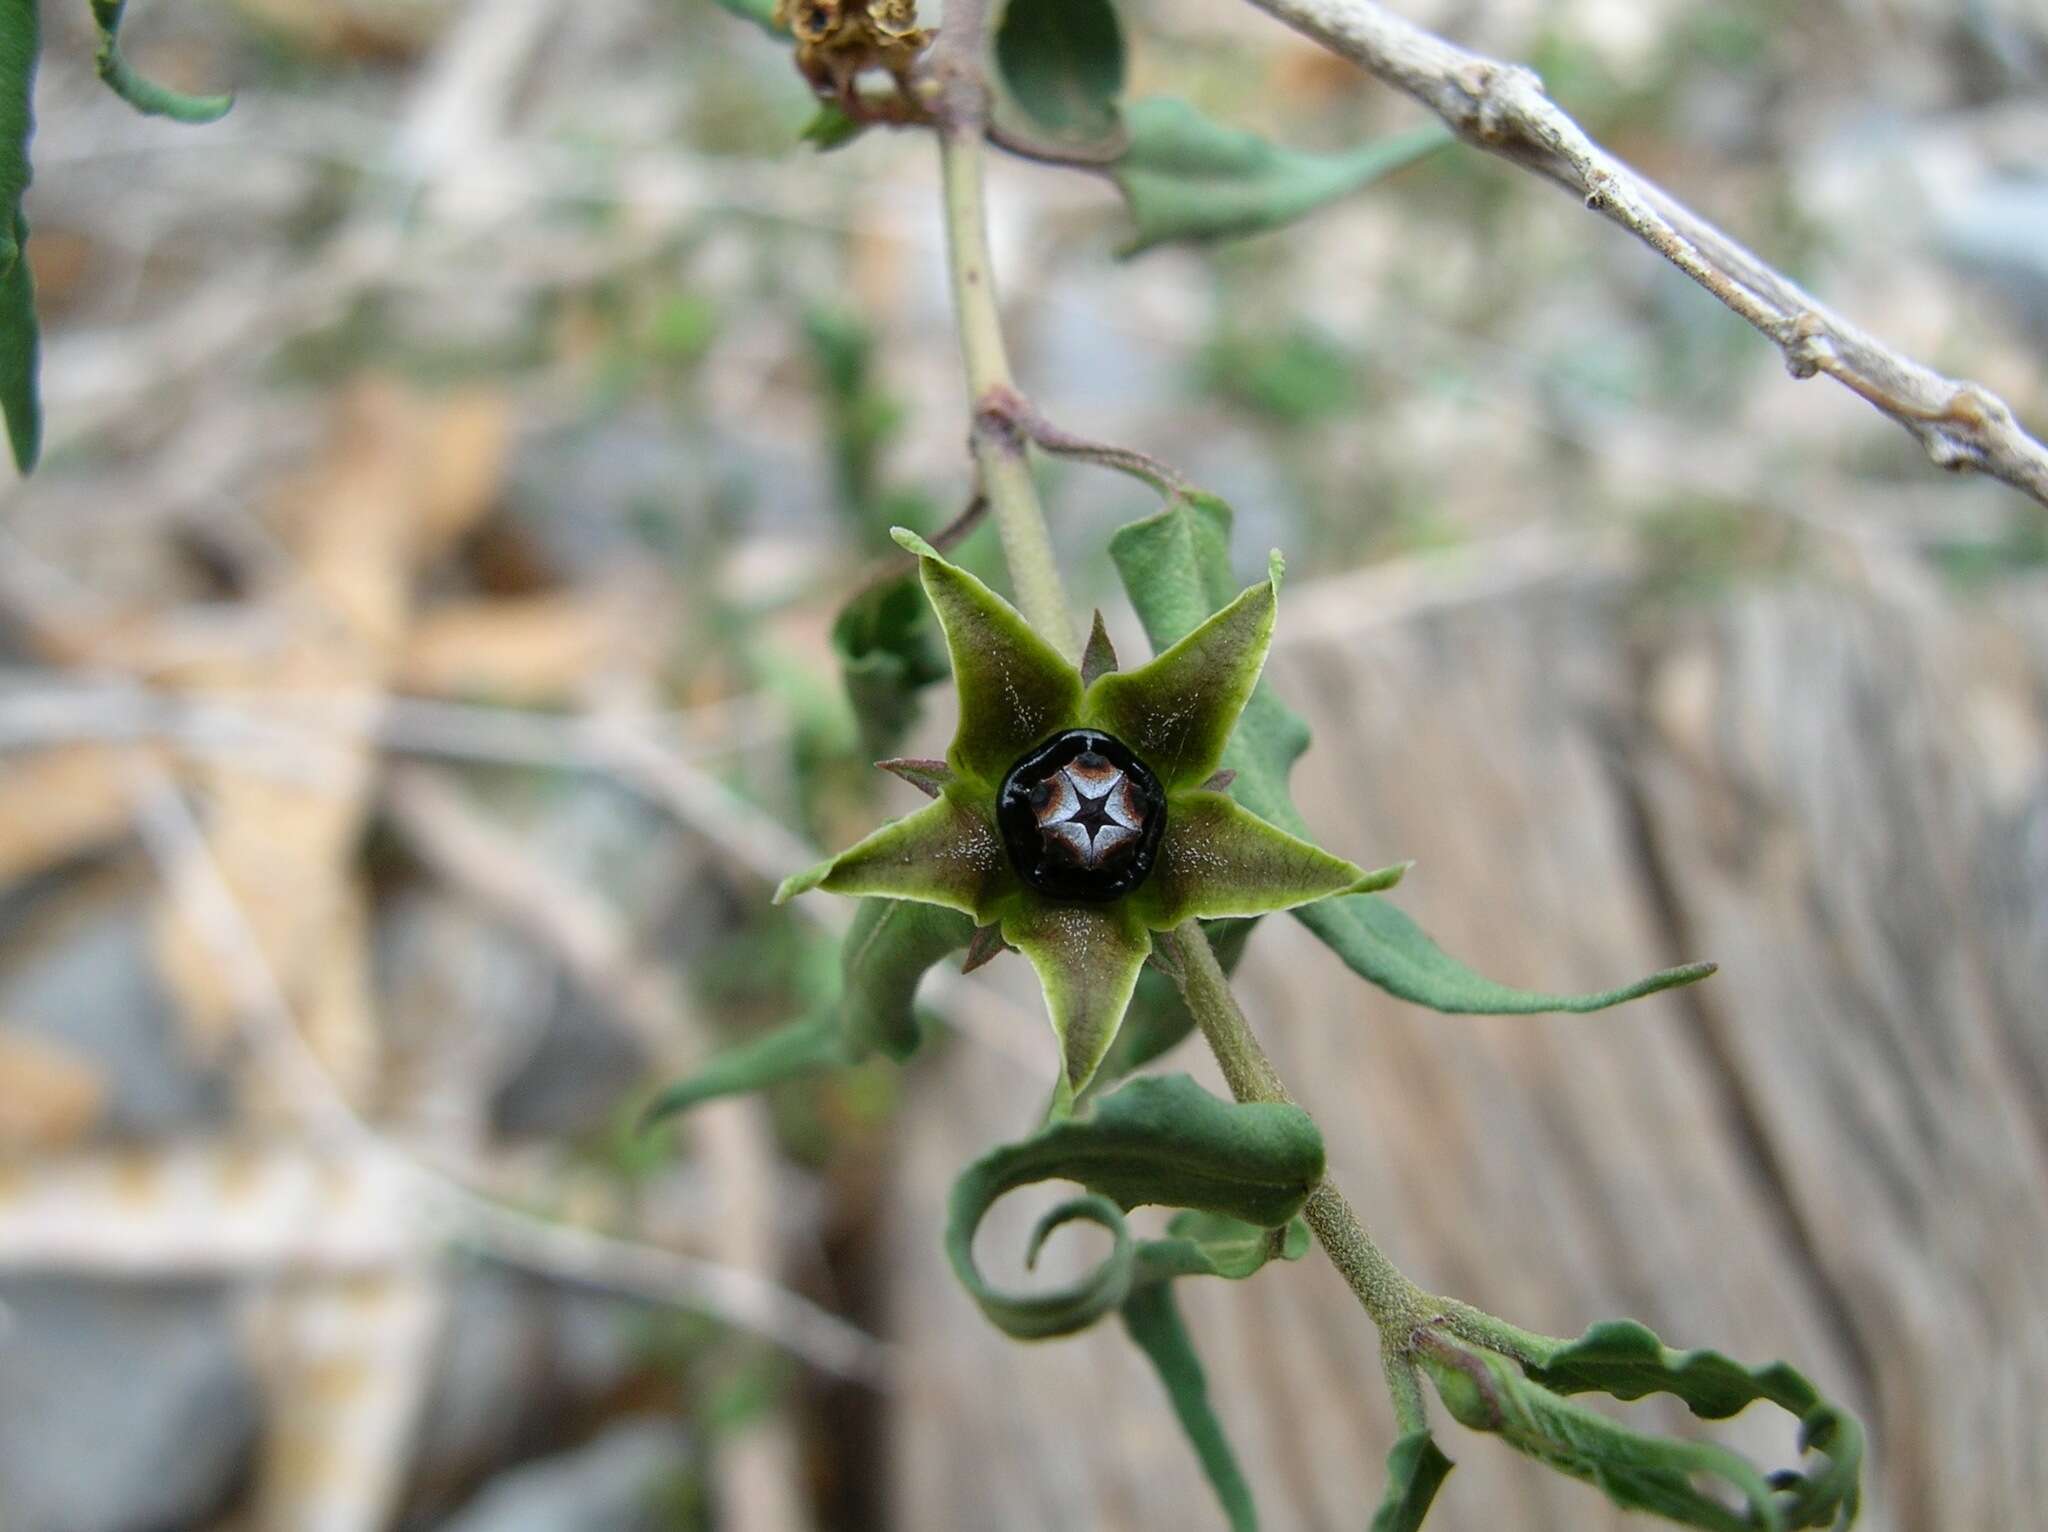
[929,7,1076,655]
[924,0,1540,1414]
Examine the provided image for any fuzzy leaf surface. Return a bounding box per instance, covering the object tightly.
[1112,99,1450,255]
[837,896,977,1060]
[895,528,1082,783]
[1526,1320,1862,1529]
[946,1073,1322,1338]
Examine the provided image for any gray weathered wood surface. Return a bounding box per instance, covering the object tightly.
[886,571,2048,1531]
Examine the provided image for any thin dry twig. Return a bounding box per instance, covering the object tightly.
[1239,0,2048,509]
[123,759,891,1386]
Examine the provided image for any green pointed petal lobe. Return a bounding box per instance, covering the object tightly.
[1003,893,1153,1105]
[775,791,1016,922]
[1083,556,1277,790]
[1132,791,1402,928]
[892,528,1082,782]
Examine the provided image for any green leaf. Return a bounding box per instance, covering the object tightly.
[0,0,40,475]
[90,1,232,123]
[1111,100,1449,256]
[833,575,949,758]
[801,102,866,151]
[945,1073,1322,1337]
[1422,1327,1861,1532]
[1526,1320,1863,1530]
[775,789,1014,922]
[838,896,976,1060]
[1109,496,1715,1016]
[1085,916,1255,1098]
[1082,556,1278,791]
[992,0,1126,153]
[1133,791,1404,928]
[642,897,971,1121]
[1370,1430,1455,1532]
[641,1012,848,1125]
[1121,1282,1256,1530]
[1002,893,1153,1106]
[1121,1214,1308,1532]
[1297,895,1719,1015]
[893,528,1083,785]
[708,0,783,36]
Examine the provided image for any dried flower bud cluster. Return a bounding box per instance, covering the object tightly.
[775,0,929,103]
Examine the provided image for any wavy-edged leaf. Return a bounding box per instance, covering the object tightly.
[1423,1328,1858,1532]
[1135,791,1403,928]
[946,1073,1322,1338]
[1370,1430,1455,1532]
[833,575,949,758]
[1112,100,1449,256]
[1083,556,1277,791]
[1298,895,1717,1014]
[775,789,1014,921]
[1002,893,1153,1106]
[91,1,232,123]
[1085,916,1255,1099]
[1526,1320,1862,1530]
[0,0,39,475]
[992,0,1125,154]
[1110,495,1714,1015]
[893,527,1082,784]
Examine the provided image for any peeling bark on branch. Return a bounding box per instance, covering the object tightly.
[1240,0,2048,509]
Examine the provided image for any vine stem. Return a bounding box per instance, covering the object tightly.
[920,0,1551,1399]
[927,1,1077,655]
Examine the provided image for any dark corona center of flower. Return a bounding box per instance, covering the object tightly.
[996,729,1166,903]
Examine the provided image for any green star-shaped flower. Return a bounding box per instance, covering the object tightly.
[777,529,1401,1109]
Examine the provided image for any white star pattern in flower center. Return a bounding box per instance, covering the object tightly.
[1027,750,1148,868]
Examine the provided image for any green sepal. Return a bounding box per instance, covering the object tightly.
[1082,556,1278,792]
[1111,99,1450,257]
[945,1073,1323,1339]
[91,1,233,123]
[1084,917,1256,1100]
[1298,895,1718,1015]
[1001,893,1153,1106]
[892,527,1082,784]
[1110,495,1715,1015]
[0,0,39,475]
[775,789,1015,923]
[1526,1320,1862,1530]
[1133,790,1405,928]
[1369,1431,1455,1532]
[833,574,949,758]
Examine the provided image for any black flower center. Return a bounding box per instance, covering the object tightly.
[997,729,1166,903]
